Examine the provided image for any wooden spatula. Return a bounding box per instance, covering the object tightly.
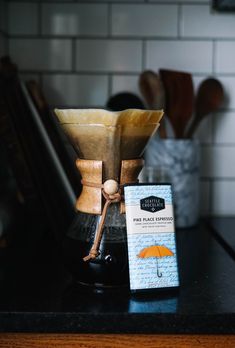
[159,69,194,138]
[185,78,224,138]
[139,70,166,138]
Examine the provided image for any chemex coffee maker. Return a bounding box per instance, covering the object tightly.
[55,108,163,291]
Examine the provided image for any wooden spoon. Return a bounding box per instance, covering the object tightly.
[159,69,194,139]
[185,78,224,138]
[139,70,166,138]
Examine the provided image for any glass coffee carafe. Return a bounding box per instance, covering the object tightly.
[55,108,163,291]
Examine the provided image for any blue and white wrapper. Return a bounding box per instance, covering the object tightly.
[124,184,179,292]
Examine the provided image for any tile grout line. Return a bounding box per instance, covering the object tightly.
[6,0,148,3]
[108,3,112,37]
[38,1,42,37]
[177,3,182,39]
[106,0,112,100]
[5,0,9,54]
[9,35,235,41]
[72,38,76,73]
[212,39,216,76]
[15,69,235,79]
[108,74,112,100]
[107,1,112,100]
[142,39,146,71]
[210,39,216,215]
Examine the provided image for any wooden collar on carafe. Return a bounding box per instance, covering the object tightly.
[75,158,144,262]
[82,179,122,261]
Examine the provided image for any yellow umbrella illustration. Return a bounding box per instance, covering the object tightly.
[137,245,174,278]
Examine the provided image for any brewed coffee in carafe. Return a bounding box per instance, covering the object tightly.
[55,108,163,290]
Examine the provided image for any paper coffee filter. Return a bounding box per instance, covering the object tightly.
[54,108,163,180]
[54,108,163,126]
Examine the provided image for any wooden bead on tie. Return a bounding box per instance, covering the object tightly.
[103,180,119,195]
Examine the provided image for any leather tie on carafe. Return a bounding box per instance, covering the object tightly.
[77,158,143,262]
[82,180,123,262]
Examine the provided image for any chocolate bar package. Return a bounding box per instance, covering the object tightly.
[124,184,179,292]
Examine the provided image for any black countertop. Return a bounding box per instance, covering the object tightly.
[1,218,235,334]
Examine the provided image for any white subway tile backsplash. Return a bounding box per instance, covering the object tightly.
[212,180,235,215]
[182,5,235,38]
[111,75,141,98]
[219,76,235,109]
[215,41,235,73]
[146,41,213,73]
[201,145,235,178]
[9,39,72,71]
[193,75,207,92]
[8,2,38,35]
[75,40,142,72]
[42,4,108,37]
[42,74,108,107]
[214,112,235,144]
[112,4,177,37]
[5,0,235,217]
